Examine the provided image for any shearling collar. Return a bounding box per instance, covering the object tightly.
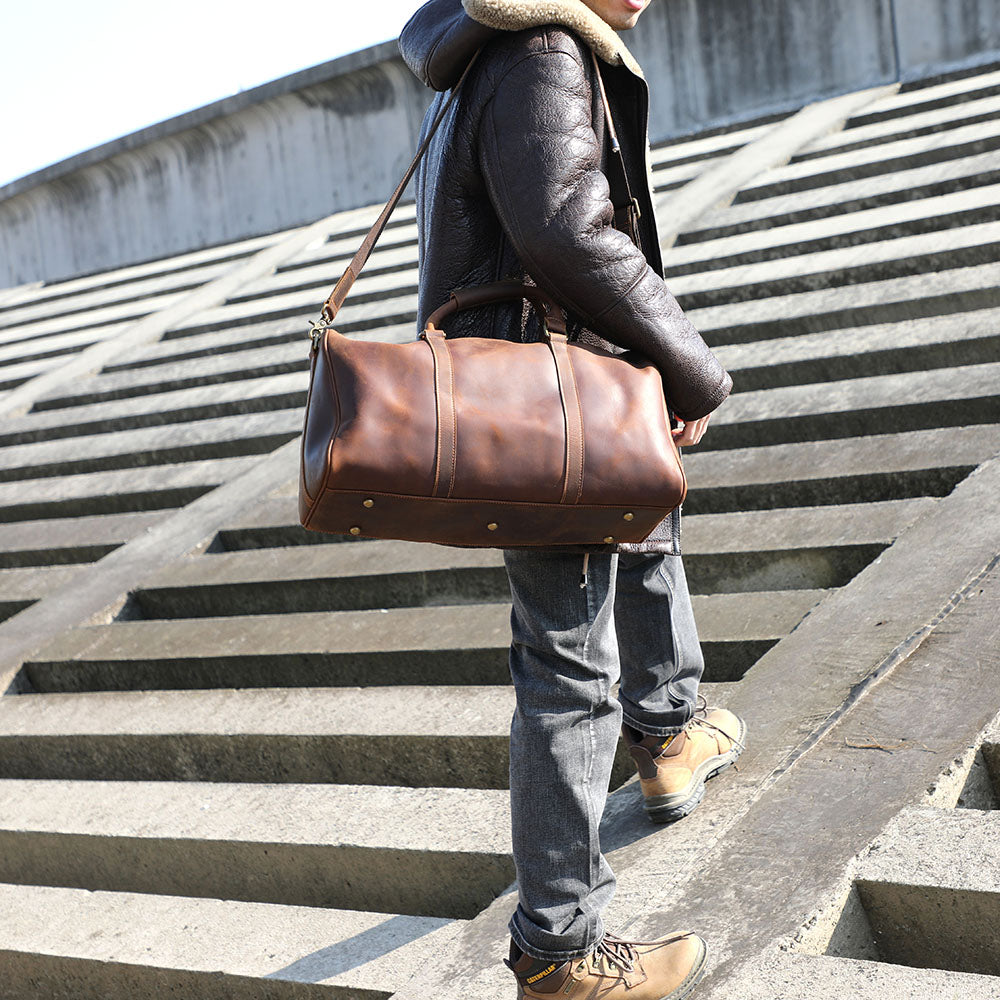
[462,0,643,77]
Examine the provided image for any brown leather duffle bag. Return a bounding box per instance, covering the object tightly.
[297,55,686,548]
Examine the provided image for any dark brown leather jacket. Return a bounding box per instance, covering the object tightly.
[399,0,732,553]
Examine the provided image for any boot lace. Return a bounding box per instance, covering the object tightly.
[583,932,695,982]
[591,934,638,975]
[687,694,746,751]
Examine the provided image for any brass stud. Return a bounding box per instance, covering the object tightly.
[623,512,634,521]
[487,522,498,531]
[363,498,375,508]
[349,526,361,535]
[603,536,614,544]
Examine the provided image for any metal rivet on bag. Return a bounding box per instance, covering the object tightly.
[363,499,374,508]
[604,536,614,544]
[623,512,634,521]
[487,522,498,531]
[350,526,362,535]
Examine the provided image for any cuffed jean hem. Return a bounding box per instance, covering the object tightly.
[620,707,688,738]
[508,915,604,962]
[619,690,695,736]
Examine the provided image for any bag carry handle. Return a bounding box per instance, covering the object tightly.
[423,279,568,337]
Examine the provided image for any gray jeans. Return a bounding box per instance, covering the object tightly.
[503,549,704,961]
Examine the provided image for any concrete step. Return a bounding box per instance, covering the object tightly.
[31,358,307,413]
[650,119,779,169]
[0,279,43,310]
[138,501,927,618]
[0,882,463,999]
[733,119,1000,203]
[0,289,189,344]
[136,542,509,617]
[977,715,1000,799]
[21,593,824,693]
[0,778,512,918]
[0,683,741,787]
[666,182,1000,275]
[694,261,1000,345]
[217,499,928,593]
[0,511,166,569]
[81,200,1000,334]
[682,150,1000,244]
[717,309,1000,393]
[0,260,234,335]
[233,242,420,304]
[0,409,302,483]
[171,278,418,342]
[98,315,411,381]
[794,92,1000,162]
[0,684,519,786]
[0,322,130,368]
[42,339,310,411]
[0,229,279,313]
[673,220,1000,311]
[685,425,996,513]
[722,952,1000,1000]
[846,66,1000,127]
[0,456,257,523]
[703,364,1000,449]
[208,172,974,334]
[0,565,83,622]
[0,355,58,392]
[5,373,307,445]
[844,806,1000,977]
[102,314,309,371]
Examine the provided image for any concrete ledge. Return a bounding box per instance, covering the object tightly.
[21,593,820,692]
[0,882,463,999]
[717,952,1000,999]
[0,682,732,788]
[0,779,511,918]
[843,807,1000,976]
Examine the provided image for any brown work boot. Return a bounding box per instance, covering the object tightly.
[505,931,707,1000]
[623,697,747,823]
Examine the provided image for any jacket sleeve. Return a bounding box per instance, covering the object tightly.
[477,45,732,421]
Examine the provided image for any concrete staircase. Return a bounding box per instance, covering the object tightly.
[0,58,999,998]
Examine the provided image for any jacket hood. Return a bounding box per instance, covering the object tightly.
[399,0,642,92]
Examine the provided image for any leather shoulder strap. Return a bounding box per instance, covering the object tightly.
[319,50,482,324]
[589,49,642,245]
[315,45,629,329]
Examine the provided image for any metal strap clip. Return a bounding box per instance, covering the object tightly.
[308,315,333,351]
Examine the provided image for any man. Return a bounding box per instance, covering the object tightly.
[399,2,746,997]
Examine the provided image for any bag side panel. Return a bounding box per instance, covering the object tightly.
[301,339,339,505]
[322,335,439,497]
[571,345,686,508]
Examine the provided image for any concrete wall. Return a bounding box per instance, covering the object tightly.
[0,42,429,289]
[628,0,898,138]
[3,0,999,288]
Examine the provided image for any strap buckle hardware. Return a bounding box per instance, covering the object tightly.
[308,316,333,351]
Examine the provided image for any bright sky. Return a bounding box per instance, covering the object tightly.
[0,0,424,189]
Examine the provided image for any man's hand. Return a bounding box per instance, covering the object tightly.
[672,413,711,447]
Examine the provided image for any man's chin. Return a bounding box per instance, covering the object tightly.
[608,10,644,30]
